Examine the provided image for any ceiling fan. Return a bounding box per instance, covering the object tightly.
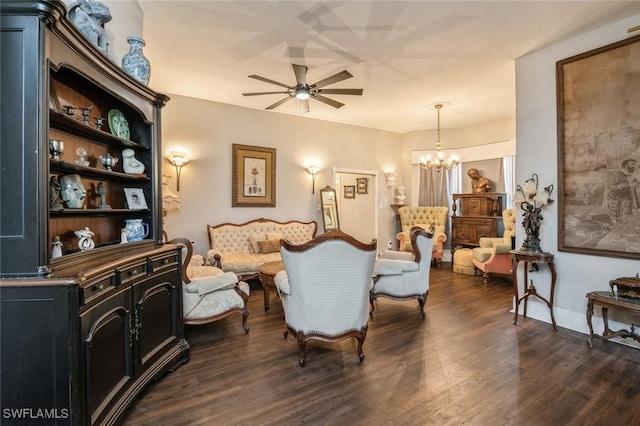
[242,64,363,112]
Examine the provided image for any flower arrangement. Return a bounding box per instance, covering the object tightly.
[513,173,554,252]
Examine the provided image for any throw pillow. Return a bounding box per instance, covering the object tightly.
[257,239,280,254]
[248,232,267,254]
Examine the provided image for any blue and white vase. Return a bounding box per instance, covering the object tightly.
[122,36,150,85]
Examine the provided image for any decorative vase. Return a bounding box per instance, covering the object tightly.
[121,36,150,85]
[124,219,149,242]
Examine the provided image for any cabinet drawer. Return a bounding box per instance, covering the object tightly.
[150,252,179,274]
[81,273,117,306]
[118,261,148,286]
[475,223,497,239]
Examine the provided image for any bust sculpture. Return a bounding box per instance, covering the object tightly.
[394,186,407,205]
[68,0,112,52]
[467,168,492,193]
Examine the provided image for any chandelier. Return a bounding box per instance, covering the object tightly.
[420,104,459,172]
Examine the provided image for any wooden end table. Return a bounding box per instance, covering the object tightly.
[258,261,284,312]
[511,250,557,330]
[586,291,640,348]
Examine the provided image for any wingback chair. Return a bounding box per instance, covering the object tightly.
[471,208,517,286]
[169,237,250,333]
[274,230,377,367]
[372,226,434,318]
[396,206,448,266]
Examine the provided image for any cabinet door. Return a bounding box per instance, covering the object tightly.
[133,269,181,373]
[79,286,133,425]
[452,218,473,244]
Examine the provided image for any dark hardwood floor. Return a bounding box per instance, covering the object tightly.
[123,264,640,425]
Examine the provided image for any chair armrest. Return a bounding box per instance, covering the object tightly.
[478,237,505,248]
[373,259,420,275]
[275,270,290,295]
[206,249,223,267]
[380,250,414,261]
[493,242,512,254]
[185,271,239,295]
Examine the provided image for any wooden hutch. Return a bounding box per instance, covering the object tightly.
[451,193,506,252]
[0,1,189,424]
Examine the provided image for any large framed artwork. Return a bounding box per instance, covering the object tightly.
[557,34,640,260]
[232,144,276,207]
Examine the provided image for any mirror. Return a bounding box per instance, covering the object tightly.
[320,185,340,232]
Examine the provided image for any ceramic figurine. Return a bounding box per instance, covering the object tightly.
[68,0,112,52]
[96,182,111,209]
[60,174,86,209]
[51,236,63,258]
[122,148,145,174]
[49,176,64,209]
[74,226,95,251]
[394,185,406,205]
[120,228,128,244]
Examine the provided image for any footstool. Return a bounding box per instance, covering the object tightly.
[453,248,476,275]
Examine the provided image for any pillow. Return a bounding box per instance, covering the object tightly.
[248,232,267,254]
[257,239,280,254]
[266,232,283,241]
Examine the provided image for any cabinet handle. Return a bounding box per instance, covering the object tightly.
[163,259,169,265]
[93,284,104,292]
[131,269,138,276]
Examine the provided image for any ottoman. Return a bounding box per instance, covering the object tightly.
[453,248,476,275]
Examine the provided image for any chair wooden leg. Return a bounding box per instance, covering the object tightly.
[297,334,307,367]
[483,272,489,286]
[356,327,368,364]
[418,291,428,318]
[241,309,250,334]
[369,292,376,318]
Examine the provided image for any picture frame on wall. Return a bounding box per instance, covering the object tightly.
[557,34,640,260]
[124,188,148,210]
[344,185,355,199]
[232,144,276,207]
[356,177,368,194]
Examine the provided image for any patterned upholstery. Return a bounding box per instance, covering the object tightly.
[372,226,434,318]
[396,206,448,265]
[275,230,377,367]
[472,208,516,285]
[206,219,317,279]
[169,237,250,332]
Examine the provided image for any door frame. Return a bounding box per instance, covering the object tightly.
[331,167,379,244]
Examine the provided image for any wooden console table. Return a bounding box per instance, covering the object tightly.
[586,291,640,348]
[259,261,284,312]
[511,250,557,330]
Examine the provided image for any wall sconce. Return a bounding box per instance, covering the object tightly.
[305,161,320,194]
[384,172,397,189]
[167,152,189,191]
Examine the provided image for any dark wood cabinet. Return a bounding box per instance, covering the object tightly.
[451,193,506,251]
[0,2,188,424]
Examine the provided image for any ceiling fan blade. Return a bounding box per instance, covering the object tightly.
[316,88,363,96]
[312,70,353,89]
[242,91,290,96]
[313,94,344,109]
[300,99,310,113]
[265,96,293,110]
[248,74,292,89]
[292,64,307,85]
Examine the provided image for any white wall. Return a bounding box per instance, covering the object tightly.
[162,95,401,256]
[515,14,640,342]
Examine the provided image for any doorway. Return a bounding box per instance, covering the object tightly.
[332,168,378,244]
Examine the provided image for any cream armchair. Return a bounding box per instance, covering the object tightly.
[372,226,434,318]
[396,206,448,266]
[471,208,517,286]
[169,237,250,333]
[275,230,377,367]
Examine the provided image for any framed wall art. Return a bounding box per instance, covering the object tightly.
[344,185,355,199]
[557,34,640,260]
[124,188,148,209]
[232,144,276,207]
[356,177,368,194]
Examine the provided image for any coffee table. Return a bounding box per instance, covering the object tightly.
[258,260,284,312]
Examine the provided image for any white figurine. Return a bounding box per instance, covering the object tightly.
[75,226,95,251]
[122,148,145,174]
[394,185,406,205]
[51,236,63,258]
[120,228,128,244]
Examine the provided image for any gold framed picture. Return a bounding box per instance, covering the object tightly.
[232,144,276,207]
[356,177,368,194]
[344,185,355,199]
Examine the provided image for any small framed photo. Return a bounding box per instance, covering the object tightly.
[124,188,148,209]
[344,185,355,199]
[356,177,368,194]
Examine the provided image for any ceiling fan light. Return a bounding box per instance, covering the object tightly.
[295,87,310,100]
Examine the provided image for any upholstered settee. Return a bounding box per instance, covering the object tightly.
[207,218,317,280]
[396,206,448,265]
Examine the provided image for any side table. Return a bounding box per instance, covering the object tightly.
[258,261,284,312]
[511,250,557,330]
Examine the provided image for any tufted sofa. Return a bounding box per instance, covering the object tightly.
[207,218,317,281]
[396,206,449,265]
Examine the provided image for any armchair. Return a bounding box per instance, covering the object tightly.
[372,226,434,318]
[169,237,250,333]
[275,230,377,367]
[396,206,448,266]
[471,208,517,286]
